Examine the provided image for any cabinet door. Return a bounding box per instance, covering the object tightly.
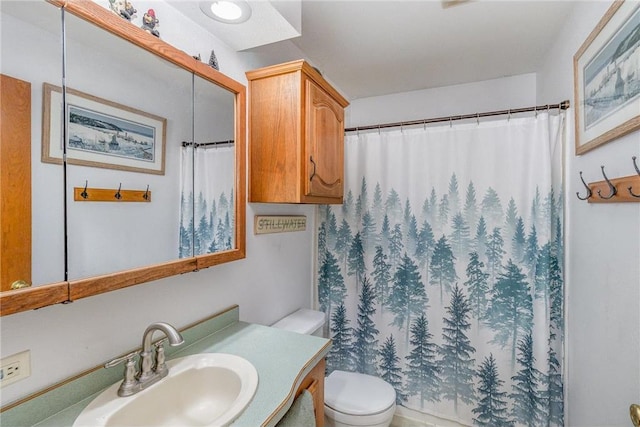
[1,75,31,291]
[304,79,344,199]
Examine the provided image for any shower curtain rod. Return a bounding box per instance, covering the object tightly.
[181,140,234,148]
[344,100,570,133]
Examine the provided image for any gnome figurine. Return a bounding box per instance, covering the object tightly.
[108,0,136,21]
[141,9,160,37]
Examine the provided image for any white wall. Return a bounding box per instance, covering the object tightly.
[346,73,537,129]
[347,3,640,426]
[537,3,640,427]
[0,2,312,407]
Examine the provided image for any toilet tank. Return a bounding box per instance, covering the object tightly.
[271,309,325,337]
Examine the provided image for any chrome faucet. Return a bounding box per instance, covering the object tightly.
[105,322,185,397]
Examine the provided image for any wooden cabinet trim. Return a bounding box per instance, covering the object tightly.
[246,60,348,108]
[0,282,69,316]
[295,357,326,427]
[1,74,32,292]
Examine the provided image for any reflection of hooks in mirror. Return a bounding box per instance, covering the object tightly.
[576,171,591,201]
[115,183,122,200]
[629,156,640,198]
[81,180,89,199]
[597,165,617,200]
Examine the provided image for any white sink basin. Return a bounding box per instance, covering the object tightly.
[73,353,258,427]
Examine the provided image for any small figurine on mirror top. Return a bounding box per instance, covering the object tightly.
[141,9,160,38]
[108,0,136,21]
[208,49,219,71]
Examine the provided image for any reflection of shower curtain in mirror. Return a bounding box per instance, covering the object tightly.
[179,145,235,258]
[316,112,565,426]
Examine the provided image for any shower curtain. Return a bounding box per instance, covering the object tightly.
[316,112,565,426]
[179,144,235,257]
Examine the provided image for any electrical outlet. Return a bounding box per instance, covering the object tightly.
[0,350,30,387]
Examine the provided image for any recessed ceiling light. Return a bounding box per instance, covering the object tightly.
[199,1,252,24]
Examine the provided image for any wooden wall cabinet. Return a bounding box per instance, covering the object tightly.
[247,60,349,204]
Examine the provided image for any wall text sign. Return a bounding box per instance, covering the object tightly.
[254,215,307,235]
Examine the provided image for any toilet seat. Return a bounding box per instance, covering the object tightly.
[324,370,396,425]
[325,402,396,426]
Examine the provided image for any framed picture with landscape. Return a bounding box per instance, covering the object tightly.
[573,0,640,155]
[42,83,166,174]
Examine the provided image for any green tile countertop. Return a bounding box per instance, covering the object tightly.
[0,306,330,427]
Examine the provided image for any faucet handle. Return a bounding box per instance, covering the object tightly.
[154,339,169,376]
[105,351,140,397]
[104,351,139,369]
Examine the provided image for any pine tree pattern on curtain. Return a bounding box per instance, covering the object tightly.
[316,113,565,426]
[179,145,235,257]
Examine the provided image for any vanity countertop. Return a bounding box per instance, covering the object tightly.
[0,306,330,427]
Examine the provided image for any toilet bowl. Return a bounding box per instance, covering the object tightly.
[271,309,396,427]
[324,370,396,427]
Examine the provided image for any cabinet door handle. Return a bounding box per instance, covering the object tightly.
[309,156,317,182]
[309,156,341,187]
[631,404,640,427]
[11,280,31,290]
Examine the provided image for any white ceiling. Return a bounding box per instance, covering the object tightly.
[172,1,577,100]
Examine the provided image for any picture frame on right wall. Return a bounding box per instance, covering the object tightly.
[573,0,640,155]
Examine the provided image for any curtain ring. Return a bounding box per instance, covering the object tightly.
[378,125,381,135]
[449,117,452,128]
[423,119,426,130]
[508,109,511,122]
[476,113,480,125]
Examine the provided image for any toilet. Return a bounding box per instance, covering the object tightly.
[272,309,396,427]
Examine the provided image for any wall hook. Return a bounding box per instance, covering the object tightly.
[81,180,89,199]
[597,166,617,199]
[115,183,122,200]
[576,171,592,201]
[143,185,150,200]
[629,156,640,198]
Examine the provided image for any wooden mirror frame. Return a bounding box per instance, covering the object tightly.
[0,0,246,316]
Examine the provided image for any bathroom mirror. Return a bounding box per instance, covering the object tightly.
[0,0,246,313]
[64,10,194,280]
[0,1,69,312]
[191,75,237,257]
